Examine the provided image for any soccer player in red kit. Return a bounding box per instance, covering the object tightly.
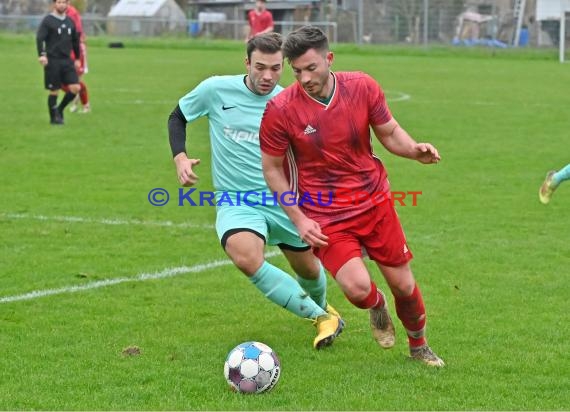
[245,0,274,42]
[63,3,90,113]
[260,25,445,367]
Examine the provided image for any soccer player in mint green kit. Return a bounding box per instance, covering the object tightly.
[539,164,570,204]
[167,32,343,349]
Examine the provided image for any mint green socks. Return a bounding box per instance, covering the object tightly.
[250,261,326,319]
[296,263,327,309]
[553,164,570,186]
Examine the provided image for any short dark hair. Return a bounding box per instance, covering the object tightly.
[246,32,283,61]
[283,26,329,61]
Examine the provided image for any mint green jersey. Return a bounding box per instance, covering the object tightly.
[178,75,282,195]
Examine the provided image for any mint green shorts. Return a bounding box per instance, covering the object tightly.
[215,203,309,250]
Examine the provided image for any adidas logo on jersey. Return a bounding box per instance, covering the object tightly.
[304,124,317,135]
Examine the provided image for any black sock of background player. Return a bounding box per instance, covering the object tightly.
[48,94,57,120]
[58,92,76,113]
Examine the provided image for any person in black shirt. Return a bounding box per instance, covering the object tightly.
[36,0,81,125]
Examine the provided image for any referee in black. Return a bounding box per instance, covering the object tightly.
[36,0,81,125]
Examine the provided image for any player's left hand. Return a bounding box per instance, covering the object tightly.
[296,216,329,248]
[74,59,81,70]
[414,143,440,164]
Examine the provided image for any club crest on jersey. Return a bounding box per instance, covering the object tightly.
[303,124,317,135]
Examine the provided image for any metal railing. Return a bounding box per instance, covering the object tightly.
[1,10,568,47]
[0,14,337,42]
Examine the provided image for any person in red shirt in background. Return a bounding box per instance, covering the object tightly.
[245,0,274,42]
[62,3,90,113]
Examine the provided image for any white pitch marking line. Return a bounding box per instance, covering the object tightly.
[0,212,214,230]
[0,251,280,304]
[385,90,411,102]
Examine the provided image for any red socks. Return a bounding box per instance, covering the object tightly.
[395,284,426,347]
[346,282,429,348]
[346,281,386,309]
[79,81,89,105]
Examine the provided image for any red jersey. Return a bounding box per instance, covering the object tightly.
[260,72,393,227]
[66,6,84,40]
[248,9,273,37]
[66,4,86,70]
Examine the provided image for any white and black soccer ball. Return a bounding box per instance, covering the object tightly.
[223,341,281,394]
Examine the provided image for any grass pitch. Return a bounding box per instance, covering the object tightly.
[0,34,569,410]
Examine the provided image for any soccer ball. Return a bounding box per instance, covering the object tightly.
[223,341,281,394]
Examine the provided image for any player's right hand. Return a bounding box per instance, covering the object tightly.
[174,155,200,187]
[38,56,48,66]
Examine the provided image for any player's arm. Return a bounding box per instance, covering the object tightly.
[168,104,200,186]
[71,22,81,64]
[261,152,328,247]
[36,18,48,66]
[372,118,441,164]
[74,14,84,37]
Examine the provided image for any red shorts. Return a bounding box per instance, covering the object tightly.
[313,201,413,276]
